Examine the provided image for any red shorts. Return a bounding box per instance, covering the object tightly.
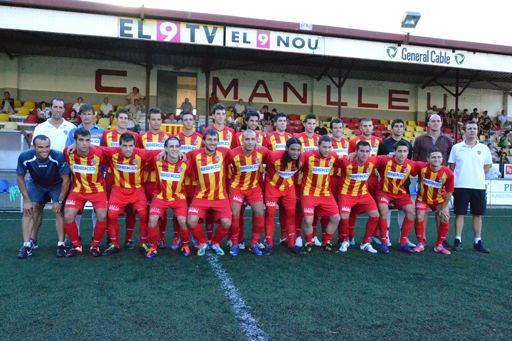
[150,197,188,217]
[338,194,377,215]
[105,172,114,196]
[108,187,147,215]
[65,191,108,210]
[229,187,263,205]
[376,191,412,209]
[416,200,443,212]
[144,182,157,201]
[188,198,232,221]
[184,184,196,204]
[265,184,296,208]
[367,174,378,197]
[301,195,339,217]
[330,176,341,204]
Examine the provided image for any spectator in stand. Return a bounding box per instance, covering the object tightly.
[69,111,79,125]
[498,131,512,149]
[413,113,453,165]
[235,98,245,116]
[445,109,455,131]
[1,91,15,113]
[470,107,479,122]
[180,97,193,114]
[246,101,257,113]
[72,97,84,114]
[460,108,470,124]
[208,91,219,113]
[125,98,143,125]
[36,101,50,122]
[270,108,278,122]
[496,110,509,129]
[260,105,270,121]
[100,96,114,118]
[314,123,328,136]
[126,86,144,105]
[425,104,438,122]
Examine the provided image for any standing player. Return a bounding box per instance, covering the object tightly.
[204,104,235,242]
[147,137,190,259]
[174,111,203,250]
[234,111,265,147]
[66,103,104,147]
[265,112,293,245]
[226,130,268,256]
[264,138,304,254]
[102,109,139,248]
[337,141,380,254]
[347,118,381,245]
[187,129,232,256]
[63,128,108,257]
[300,135,341,252]
[137,108,171,248]
[414,148,454,255]
[101,133,162,256]
[374,141,417,254]
[294,113,320,247]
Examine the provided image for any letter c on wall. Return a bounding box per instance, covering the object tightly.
[95,69,128,93]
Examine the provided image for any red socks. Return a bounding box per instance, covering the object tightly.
[399,218,414,245]
[64,221,80,247]
[415,220,425,244]
[378,218,388,245]
[361,217,379,244]
[230,216,240,245]
[436,222,449,247]
[250,216,264,245]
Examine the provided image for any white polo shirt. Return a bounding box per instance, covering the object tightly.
[448,140,492,190]
[32,119,76,152]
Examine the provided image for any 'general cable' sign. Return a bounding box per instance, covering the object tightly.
[386,46,466,66]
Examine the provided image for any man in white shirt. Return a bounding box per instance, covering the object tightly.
[448,121,492,253]
[32,97,77,152]
[100,96,114,118]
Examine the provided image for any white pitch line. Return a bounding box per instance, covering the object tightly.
[206,253,268,341]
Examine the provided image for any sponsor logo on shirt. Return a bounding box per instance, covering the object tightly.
[218,140,230,147]
[423,178,443,189]
[312,166,330,175]
[239,163,259,172]
[73,164,96,174]
[371,146,378,154]
[279,170,297,178]
[180,145,196,152]
[116,164,138,173]
[160,171,182,181]
[274,143,286,150]
[304,146,316,152]
[110,141,119,147]
[387,171,406,179]
[350,173,369,181]
[333,148,348,156]
[90,137,101,146]
[145,142,164,150]
[200,163,221,174]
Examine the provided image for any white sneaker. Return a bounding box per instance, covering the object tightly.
[226,240,233,248]
[387,240,392,247]
[295,236,303,248]
[349,237,356,246]
[406,238,416,248]
[257,242,265,250]
[360,242,378,254]
[238,241,246,250]
[312,236,322,247]
[371,236,382,246]
[339,241,350,253]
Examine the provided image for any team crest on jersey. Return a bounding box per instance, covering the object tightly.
[194,139,199,145]
[90,160,96,165]
[226,133,231,139]
[366,167,370,172]
[214,156,219,162]
[132,159,138,165]
[477,150,482,155]
[161,137,166,142]
[63,130,68,135]
[177,166,182,172]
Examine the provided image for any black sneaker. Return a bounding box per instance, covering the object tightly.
[287,246,305,256]
[474,240,490,253]
[56,244,66,258]
[452,239,463,252]
[123,240,135,249]
[442,240,451,248]
[17,245,32,259]
[29,239,38,250]
[102,245,120,256]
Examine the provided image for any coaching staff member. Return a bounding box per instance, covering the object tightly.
[448,121,492,253]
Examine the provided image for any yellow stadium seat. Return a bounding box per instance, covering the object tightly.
[414,132,423,138]
[299,114,306,121]
[14,100,22,108]
[343,127,352,134]
[380,119,388,125]
[415,126,424,132]
[17,107,30,116]
[116,105,124,111]
[111,118,117,126]
[406,126,415,132]
[406,120,416,127]
[23,101,35,109]
[226,111,232,118]
[92,104,101,112]
[0,113,10,122]
[404,131,414,139]
[1,121,18,130]
[479,135,486,141]
[98,118,110,129]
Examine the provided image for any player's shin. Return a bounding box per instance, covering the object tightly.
[436,222,449,247]
[378,217,389,245]
[361,217,379,244]
[415,220,426,244]
[107,215,120,248]
[64,221,81,247]
[399,218,414,245]
[92,220,107,247]
[250,216,264,246]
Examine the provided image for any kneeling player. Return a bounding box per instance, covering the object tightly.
[374,140,417,254]
[414,148,454,255]
[147,137,190,258]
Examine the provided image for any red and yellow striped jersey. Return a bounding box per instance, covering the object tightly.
[102,147,158,189]
[331,137,349,176]
[101,129,139,147]
[348,135,381,156]
[294,132,320,152]
[64,146,106,194]
[265,150,303,192]
[227,146,269,191]
[265,131,293,151]
[376,156,417,195]
[137,131,171,182]
[337,157,377,197]
[177,131,203,186]
[233,130,266,148]
[301,150,338,197]
[416,162,454,205]
[153,158,187,201]
[188,148,228,200]
[205,125,235,151]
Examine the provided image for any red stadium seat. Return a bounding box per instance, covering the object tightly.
[353,129,361,135]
